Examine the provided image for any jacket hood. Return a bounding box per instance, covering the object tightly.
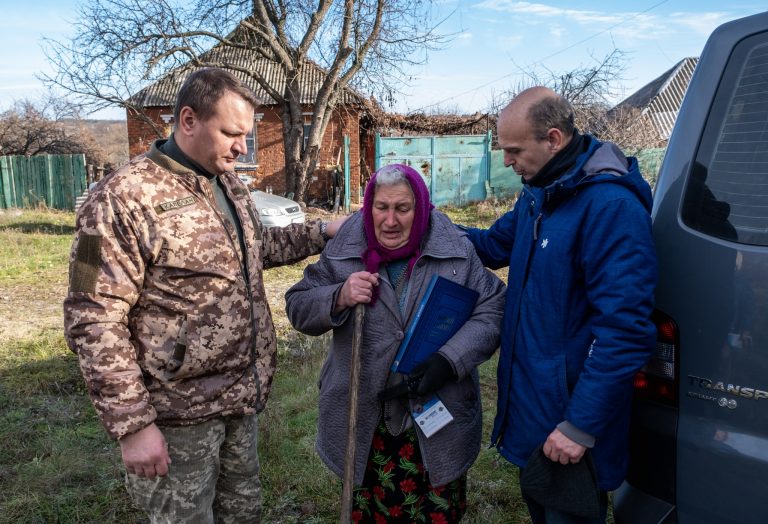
[540,135,653,213]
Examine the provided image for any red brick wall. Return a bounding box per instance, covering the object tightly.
[126,105,363,204]
[127,107,173,158]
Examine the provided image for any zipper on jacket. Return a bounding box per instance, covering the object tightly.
[524,213,543,283]
[196,176,260,386]
[495,203,542,447]
[532,212,544,241]
[197,176,250,284]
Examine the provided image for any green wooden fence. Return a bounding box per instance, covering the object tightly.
[0,154,87,210]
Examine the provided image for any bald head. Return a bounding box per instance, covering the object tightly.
[501,86,575,140]
[496,87,576,181]
[502,86,557,114]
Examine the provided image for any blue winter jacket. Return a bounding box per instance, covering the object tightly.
[466,135,657,490]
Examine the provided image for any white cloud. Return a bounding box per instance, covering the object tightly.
[549,23,564,39]
[475,1,624,24]
[469,15,506,25]
[670,11,731,35]
[472,2,734,45]
[473,1,745,36]
[474,1,638,49]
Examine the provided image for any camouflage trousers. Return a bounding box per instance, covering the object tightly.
[125,413,261,523]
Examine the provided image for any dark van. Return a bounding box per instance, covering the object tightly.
[614,10,768,524]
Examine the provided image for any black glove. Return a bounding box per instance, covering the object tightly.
[377,380,409,401]
[409,353,457,397]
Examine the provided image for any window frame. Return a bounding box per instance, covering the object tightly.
[682,33,768,246]
[237,113,263,167]
[302,112,313,152]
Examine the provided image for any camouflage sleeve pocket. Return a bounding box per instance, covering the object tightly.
[69,234,103,294]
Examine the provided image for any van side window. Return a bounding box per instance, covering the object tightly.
[682,35,768,245]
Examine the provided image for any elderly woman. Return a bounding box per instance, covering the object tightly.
[285,164,505,523]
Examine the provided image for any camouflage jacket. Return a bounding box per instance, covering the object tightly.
[63,141,325,440]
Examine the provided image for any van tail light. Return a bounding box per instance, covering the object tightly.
[633,310,679,407]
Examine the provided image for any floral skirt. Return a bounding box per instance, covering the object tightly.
[351,421,467,523]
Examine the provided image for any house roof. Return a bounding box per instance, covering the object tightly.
[615,57,698,139]
[131,32,365,108]
[365,106,496,137]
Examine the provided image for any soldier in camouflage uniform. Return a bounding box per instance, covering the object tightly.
[63,68,341,523]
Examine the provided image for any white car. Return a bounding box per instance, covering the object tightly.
[250,190,305,228]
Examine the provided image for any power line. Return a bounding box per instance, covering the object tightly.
[408,0,670,114]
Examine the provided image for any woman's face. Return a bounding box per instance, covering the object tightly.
[372,182,415,250]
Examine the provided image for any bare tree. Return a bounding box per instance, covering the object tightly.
[0,97,107,165]
[488,49,662,154]
[582,104,663,155]
[42,0,447,203]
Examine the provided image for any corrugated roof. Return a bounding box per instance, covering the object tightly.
[615,57,698,139]
[131,37,364,108]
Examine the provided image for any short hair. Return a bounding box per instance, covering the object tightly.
[527,94,575,140]
[374,164,412,189]
[173,68,259,123]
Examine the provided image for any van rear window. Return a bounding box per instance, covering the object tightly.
[683,35,768,245]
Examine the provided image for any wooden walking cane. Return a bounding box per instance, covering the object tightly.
[340,303,365,523]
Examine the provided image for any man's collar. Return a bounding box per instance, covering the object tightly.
[526,130,586,188]
[160,134,218,179]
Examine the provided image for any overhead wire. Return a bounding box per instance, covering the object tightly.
[407,0,670,113]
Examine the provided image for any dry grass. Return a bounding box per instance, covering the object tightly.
[0,203,542,523]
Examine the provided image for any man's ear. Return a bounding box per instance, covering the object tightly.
[547,127,565,155]
[177,106,196,136]
[546,127,565,153]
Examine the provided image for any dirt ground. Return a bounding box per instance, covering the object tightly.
[0,276,69,341]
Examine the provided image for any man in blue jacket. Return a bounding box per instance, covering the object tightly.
[465,87,657,523]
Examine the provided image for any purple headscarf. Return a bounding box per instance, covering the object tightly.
[362,164,433,304]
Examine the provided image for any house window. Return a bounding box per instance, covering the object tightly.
[303,112,313,151]
[239,113,263,165]
[160,114,174,138]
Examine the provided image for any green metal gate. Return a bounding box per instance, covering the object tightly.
[375,133,521,206]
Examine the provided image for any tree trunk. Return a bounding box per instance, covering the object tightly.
[280,95,306,202]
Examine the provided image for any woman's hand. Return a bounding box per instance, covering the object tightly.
[334,271,379,313]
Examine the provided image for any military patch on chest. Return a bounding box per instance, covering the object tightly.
[154,196,197,214]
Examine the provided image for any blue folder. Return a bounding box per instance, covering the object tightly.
[390,274,480,374]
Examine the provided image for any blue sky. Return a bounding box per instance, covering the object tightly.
[1,0,766,119]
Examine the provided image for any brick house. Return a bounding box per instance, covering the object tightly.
[127,46,373,205]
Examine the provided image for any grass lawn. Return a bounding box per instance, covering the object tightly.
[0,201,533,523]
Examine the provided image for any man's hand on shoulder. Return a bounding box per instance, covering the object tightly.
[543,428,586,465]
[323,214,350,239]
[119,423,171,479]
